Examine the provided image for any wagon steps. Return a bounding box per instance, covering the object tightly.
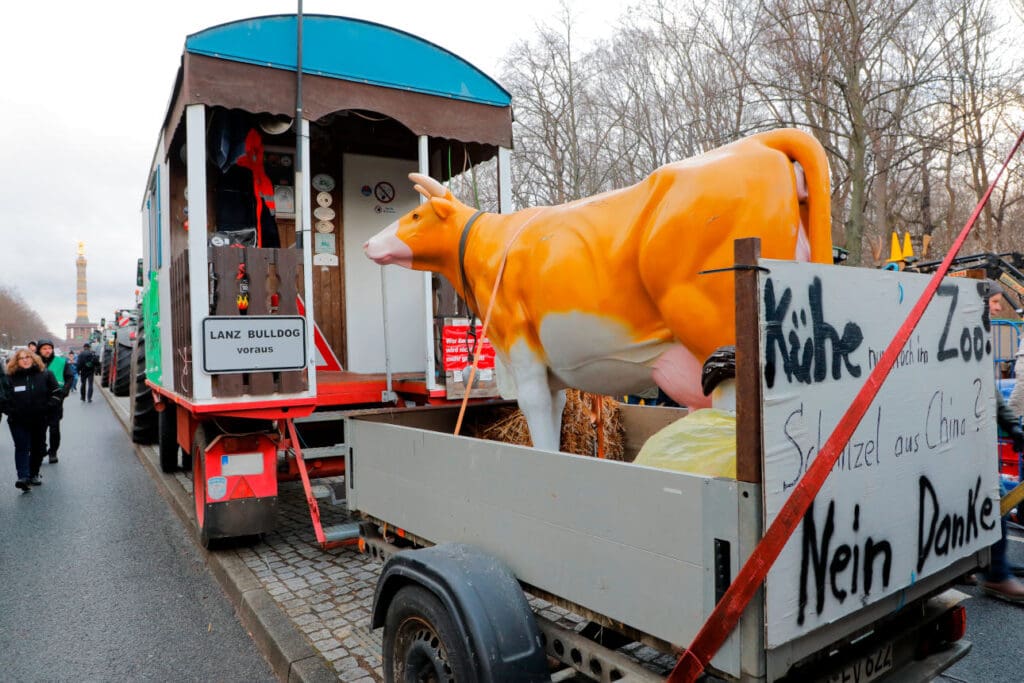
[284,417,360,549]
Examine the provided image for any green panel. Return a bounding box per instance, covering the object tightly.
[144,273,162,386]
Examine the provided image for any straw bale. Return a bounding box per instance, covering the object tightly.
[470,390,626,459]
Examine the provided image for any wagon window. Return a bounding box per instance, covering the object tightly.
[146,167,162,269]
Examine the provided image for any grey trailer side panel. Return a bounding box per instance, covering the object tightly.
[348,417,748,677]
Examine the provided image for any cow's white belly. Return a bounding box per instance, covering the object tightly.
[538,312,673,394]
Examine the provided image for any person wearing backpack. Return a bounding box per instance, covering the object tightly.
[76,342,99,403]
[37,340,73,464]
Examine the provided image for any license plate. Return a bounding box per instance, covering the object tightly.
[827,642,893,683]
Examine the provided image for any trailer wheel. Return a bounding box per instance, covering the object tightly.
[384,585,476,682]
[191,425,218,549]
[130,323,158,444]
[112,343,132,396]
[158,405,178,473]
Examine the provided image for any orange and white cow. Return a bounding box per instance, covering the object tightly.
[365,128,832,451]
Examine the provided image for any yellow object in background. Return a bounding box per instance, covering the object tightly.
[902,232,913,261]
[633,408,736,478]
[888,232,902,263]
[886,231,915,266]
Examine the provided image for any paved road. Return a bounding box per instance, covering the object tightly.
[0,393,276,682]
[942,523,1024,683]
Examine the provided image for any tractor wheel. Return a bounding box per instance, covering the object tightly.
[130,323,158,444]
[100,346,112,387]
[112,343,132,396]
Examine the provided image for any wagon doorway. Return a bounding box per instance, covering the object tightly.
[340,153,423,374]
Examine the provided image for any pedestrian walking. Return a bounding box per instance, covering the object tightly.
[36,339,73,464]
[76,342,98,403]
[0,348,60,491]
[979,391,1024,602]
[67,350,79,392]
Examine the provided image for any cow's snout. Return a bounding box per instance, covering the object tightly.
[364,220,413,268]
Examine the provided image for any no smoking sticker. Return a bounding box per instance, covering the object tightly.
[374,181,395,203]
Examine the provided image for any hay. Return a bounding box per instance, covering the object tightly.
[470,390,626,459]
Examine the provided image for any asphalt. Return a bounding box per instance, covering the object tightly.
[0,389,276,682]
[99,387,378,682]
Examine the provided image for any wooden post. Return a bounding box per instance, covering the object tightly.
[734,238,762,484]
[210,247,245,397]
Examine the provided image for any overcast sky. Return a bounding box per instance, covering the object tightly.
[0,0,621,339]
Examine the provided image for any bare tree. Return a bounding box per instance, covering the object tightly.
[932,0,1024,252]
[501,1,620,206]
[496,0,1023,265]
[0,284,60,348]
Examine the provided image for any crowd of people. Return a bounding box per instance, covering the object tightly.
[0,339,99,492]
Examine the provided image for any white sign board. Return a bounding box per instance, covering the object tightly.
[760,261,1000,647]
[202,316,306,373]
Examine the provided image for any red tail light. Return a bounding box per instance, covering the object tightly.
[939,605,967,643]
[917,605,967,659]
[129,331,136,340]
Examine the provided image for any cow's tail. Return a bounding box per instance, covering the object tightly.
[755,128,832,264]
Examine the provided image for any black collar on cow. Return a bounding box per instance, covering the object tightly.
[458,210,486,317]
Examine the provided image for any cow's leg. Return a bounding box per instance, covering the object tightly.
[508,341,561,451]
[652,344,712,409]
[550,387,567,446]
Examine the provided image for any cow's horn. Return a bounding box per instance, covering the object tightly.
[409,173,447,198]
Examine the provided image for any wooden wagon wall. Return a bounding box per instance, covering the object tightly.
[308,122,348,367]
[168,247,309,398]
[170,125,347,367]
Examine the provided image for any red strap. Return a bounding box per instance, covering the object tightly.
[669,126,1024,683]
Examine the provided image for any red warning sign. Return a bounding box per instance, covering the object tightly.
[295,297,343,372]
[442,324,495,371]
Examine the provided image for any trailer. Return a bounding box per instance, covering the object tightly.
[343,249,999,682]
[134,14,513,547]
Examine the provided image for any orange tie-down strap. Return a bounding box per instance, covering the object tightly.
[669,127,1024,683]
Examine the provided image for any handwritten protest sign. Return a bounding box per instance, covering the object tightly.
[760,261,1001,647]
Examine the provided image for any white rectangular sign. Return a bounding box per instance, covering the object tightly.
[202,316,306,373]
[760,261,1001,647]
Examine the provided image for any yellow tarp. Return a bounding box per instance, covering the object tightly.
[633,408,736,478]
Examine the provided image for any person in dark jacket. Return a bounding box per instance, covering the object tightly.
[981,391,1024,602]
[76,342,99,403]
[0,348,60,491]
[37,339,73,464]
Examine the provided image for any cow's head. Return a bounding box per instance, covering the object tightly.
[364,173,470,272]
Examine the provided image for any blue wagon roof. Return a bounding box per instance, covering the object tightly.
[186,15,511,108]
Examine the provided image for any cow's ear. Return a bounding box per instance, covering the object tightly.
[429,197,454,219]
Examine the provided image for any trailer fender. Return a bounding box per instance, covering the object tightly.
[372,543,549,682]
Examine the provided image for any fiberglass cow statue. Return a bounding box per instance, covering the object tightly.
[365,128,832,451]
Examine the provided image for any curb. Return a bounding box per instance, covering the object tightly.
[102,388,338,682]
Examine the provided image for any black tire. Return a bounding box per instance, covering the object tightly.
[130,322,158,444]
[158,403,178,473]
[383,585,477,682]
[100,346,112,387]
[112,343,132,396]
